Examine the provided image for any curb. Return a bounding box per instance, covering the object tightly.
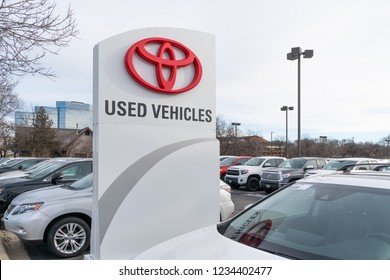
[0,230,9,260]
[0,230,30,260]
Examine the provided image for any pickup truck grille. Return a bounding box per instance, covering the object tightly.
[226,169,239,176]
[262,172,280,181]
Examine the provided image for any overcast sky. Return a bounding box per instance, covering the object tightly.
[15,0,390,143]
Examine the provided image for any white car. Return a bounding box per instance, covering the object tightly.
[135,171,390,260]
[219,180,234,221]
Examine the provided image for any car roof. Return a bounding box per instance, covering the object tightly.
[299,171,390,190]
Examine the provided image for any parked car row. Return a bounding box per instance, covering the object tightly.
[0,157,235,258]
[222,155,387,194]
[0,157,93,218]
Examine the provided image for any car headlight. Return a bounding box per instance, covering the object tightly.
[240,169,249,175]
[281,173,292,178]
[11,202,44,215]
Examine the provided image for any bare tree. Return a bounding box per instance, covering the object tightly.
[0,75,23,121]
[0,0,79,78]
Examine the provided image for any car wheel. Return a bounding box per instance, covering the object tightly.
[46,217,90,258]
[246,177,260,191]
[264,188,273,194]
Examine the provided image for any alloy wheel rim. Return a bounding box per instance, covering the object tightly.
[54,222,86,255]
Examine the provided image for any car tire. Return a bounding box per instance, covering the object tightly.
[46,217,90,258]
[246,177,260,191]
[264,188,273,194]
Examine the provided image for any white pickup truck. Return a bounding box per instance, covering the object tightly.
[225,156,286,191]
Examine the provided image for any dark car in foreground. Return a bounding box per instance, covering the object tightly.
[260,157,326,193]
[0,158,92,218]
[136,170,390,260]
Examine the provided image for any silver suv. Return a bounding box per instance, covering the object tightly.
[3,173,93,258]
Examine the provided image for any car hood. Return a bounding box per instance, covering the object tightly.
[306,169,334,175]
[11,185,92,205]
[228,165,259,171]
[0,170,27,179]
[0,176,34,186]
[134,225,285,260]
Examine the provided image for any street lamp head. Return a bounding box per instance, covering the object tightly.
[287,52,297,61]
[287,47,313,60]
[303,49,314,58]
[231,122,241,126]
[291,47,302,56]
[281,106,294,111]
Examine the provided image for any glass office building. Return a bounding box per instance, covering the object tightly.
[15,101,93,129]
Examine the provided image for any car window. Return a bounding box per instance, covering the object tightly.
[68,173,93,190]
[220,157,237,165]
[28,161,69,179]
[55,162,92,180]
[244,158,266,166]
[279,158,305,169]
[305,160,317,169]
[236,158,250,165]
[265,159,277,167]
[219,182,390,259]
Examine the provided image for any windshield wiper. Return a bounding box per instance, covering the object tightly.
[259,248,301,260]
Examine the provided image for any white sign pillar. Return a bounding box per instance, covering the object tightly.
[90,28,218,259]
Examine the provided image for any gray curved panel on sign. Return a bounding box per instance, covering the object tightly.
[98,137,215,243]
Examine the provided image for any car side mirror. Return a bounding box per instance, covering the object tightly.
[51,172,64,184]
[264,163,271,167]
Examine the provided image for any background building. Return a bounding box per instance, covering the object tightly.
[15,101,93,130]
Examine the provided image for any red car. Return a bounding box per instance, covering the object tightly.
[220,156,252,181]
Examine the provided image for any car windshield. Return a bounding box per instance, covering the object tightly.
[323,160,357,170]
[218,181,390,260]
[2,158,25,168]
[244,158,266,166]
[220,157,237,165]
[27,161,70,179]
[23,159,52,172]
[65,173,93,190]
[278,158,305,169]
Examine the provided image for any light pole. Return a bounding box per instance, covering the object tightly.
[270,132,274,155]
[232,122,241,155]
[281,106,294,157]
[385,139,390,159]
[319,135,327,157]
[287,47,313,157]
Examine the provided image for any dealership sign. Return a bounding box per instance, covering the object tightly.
[89,28,218,259]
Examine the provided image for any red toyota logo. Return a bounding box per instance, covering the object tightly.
[124,37,202,94]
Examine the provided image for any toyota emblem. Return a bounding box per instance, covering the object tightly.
[124,37,202,94]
